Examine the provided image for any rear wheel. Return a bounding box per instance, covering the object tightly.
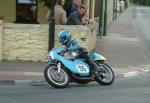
[95,62,114,85]
[44,65,70,88]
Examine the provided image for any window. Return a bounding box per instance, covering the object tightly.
[18,0,36,4]
[16,0,38,24]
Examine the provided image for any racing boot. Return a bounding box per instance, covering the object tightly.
[88,59,99,77]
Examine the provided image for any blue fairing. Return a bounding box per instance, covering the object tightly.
[89,53,106,61]
[49,47,90,76]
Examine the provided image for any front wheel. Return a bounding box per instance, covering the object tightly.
[95,62,114,85]
[44,65,70,88]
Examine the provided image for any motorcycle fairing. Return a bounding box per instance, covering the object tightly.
[49,49,90,76]
[89,53,106,61]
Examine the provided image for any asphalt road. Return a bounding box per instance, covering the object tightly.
[0,73,150,103]
[135,6,150,62]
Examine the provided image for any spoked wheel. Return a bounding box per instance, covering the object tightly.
[95,62,114,85]
[44,65,70,88]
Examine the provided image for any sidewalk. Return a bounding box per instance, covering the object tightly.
[0,7,150,85]
[0,61,47,85]
[96,6,150,75]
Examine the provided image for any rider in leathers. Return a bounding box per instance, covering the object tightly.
[58,31,98,75]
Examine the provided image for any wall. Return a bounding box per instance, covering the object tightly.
[3,23,48,61]
[1,23,97,62]
[83,0,90,18]
[94,0,101,17]
[82,0,95,19]
[37,1,49,24]
[107,0,114,24]
[117,0,121,16]
[0,24,3,60]
[0,0,16,23]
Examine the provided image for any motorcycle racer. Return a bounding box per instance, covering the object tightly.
[58,30,98,75]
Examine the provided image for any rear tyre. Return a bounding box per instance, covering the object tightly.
[95,62,114,85]
[44,65,70,88]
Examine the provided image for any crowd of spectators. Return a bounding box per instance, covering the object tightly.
[46,0,96,25]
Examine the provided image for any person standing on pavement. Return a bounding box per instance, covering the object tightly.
[46,0,67,25]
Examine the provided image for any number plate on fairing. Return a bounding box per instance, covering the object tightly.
[76,64,89,73]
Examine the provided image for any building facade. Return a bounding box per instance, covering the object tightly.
[0,0,49,24]
[0,0,116,25]
[0,0,127,61]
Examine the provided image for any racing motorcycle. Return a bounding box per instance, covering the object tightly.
[44,46,114,88]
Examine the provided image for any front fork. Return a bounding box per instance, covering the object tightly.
[57,62,61,73]
[93,61,105,76]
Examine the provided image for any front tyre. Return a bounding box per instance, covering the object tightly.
[95,62,114,85]
[44,65,70,88]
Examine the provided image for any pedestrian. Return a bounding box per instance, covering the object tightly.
[67,5,87,25]
[70,0,82,14]
[70,0,87,14]
[46,0,67,25]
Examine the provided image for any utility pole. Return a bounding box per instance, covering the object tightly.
[48,0,56,51]
[103,0,108,36]
[98,0,103,37]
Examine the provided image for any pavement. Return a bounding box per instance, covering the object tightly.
[0,6,150,85]
[96,6,150,76]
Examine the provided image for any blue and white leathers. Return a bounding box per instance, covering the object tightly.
[48,46,106,77]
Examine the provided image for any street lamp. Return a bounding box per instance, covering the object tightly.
[48,0,56,51]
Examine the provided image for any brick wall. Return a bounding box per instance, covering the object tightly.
[0,23,98,62]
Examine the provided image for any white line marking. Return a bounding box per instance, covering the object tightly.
[24,72,43,76]
[0,71,43,76]
[123,71,139,78]
[140,69,150,73]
